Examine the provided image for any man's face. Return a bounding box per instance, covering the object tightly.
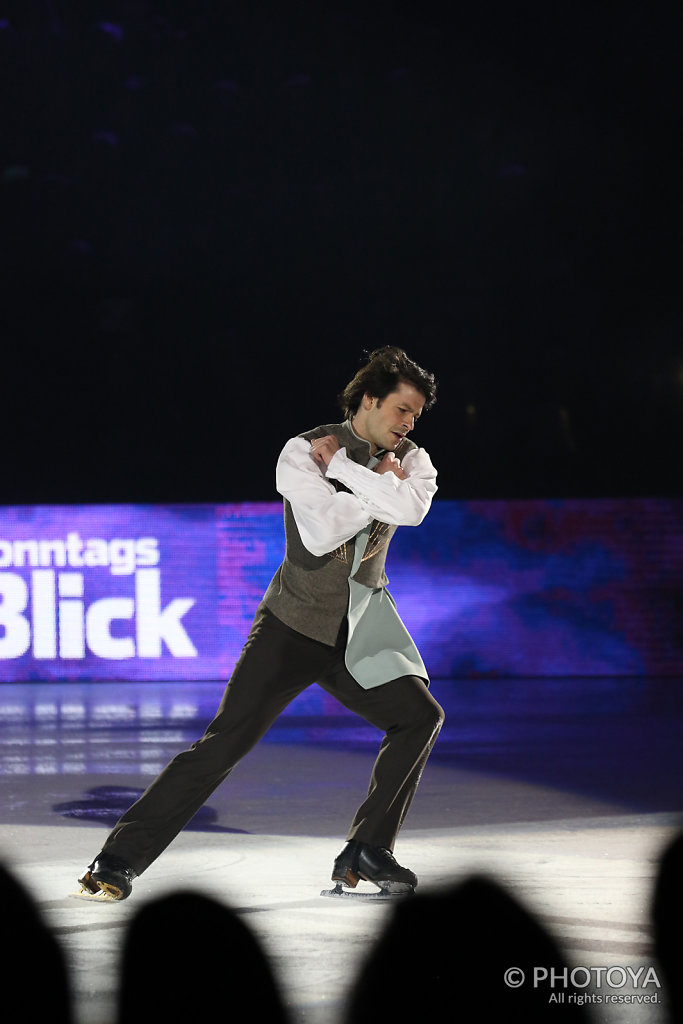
[357,382,426,454]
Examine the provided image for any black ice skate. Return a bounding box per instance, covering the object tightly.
[73,853,136,902]
[321,840,417,899]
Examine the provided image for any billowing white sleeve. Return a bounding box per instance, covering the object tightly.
[276,438,373,556]
[325,445,438,526]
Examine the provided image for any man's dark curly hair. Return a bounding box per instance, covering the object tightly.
[338,347,437,418]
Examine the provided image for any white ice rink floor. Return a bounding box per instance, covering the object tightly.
[0,678,680,1024]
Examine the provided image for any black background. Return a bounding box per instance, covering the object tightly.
[2,1,681,504]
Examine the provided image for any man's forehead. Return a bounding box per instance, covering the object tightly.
[389,382,426,411]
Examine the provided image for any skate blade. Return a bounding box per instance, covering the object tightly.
[320,881,413,900]
[70,870,125,902]
[69,887,119,903]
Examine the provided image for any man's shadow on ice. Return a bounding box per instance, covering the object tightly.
[53,786,249,833]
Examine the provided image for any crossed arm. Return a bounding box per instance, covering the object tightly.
[276,436,438,557]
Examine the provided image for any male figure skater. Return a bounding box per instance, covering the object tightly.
[78,346,443,900]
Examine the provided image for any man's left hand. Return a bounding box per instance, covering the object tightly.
[373,453,408,480]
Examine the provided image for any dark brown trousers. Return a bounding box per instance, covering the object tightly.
[101,606,444,876]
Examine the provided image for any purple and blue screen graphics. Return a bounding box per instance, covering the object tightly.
[0,505,222,680]
[1,500,681,681]
[388,499,683,677]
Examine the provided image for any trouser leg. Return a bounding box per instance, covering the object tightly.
[100,609,339,875]
[317,666,445,851]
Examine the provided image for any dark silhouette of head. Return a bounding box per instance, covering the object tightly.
[118,890,288,1023]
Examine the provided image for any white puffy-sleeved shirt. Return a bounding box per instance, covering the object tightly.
[275,436,438,558]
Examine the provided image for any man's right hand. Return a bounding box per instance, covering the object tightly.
[373,453,408,480]
[310,435,341,468]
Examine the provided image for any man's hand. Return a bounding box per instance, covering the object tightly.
[310,435,341,468]
[373,452,408,480]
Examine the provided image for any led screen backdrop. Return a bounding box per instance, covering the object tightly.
[1,500,681,681]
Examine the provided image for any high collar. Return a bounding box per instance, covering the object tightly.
[343,418,386,459]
